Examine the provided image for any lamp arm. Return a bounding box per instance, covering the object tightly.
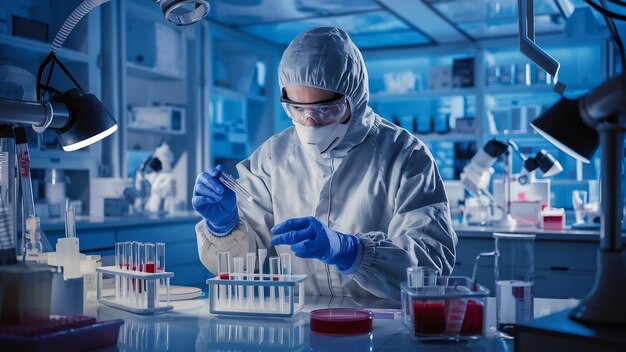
[518,0,566,95]
[580,72,626,127]
[0,98,70,130]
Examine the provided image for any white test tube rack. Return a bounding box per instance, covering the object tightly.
[207,274,307,318]
[97,266,174,314]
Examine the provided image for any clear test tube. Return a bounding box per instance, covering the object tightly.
[280,253,291,312]
[156,242,166,304]
[258,248,267,308]
[269,256,280,310]
[233,257,244,309]
[246,252,256,309]
[115,243,123,299]
[156,243,165,272]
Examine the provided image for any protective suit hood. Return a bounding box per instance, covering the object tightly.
[279,27,374,157]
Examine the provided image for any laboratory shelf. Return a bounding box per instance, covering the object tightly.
[483,131,544,141]
[415,133,477,142]
[484,83,596,96]
[370,88,477,101]
[0,33,90,63]
[211,86,267,102]
[127,126,186,135]
[126,62,185,81]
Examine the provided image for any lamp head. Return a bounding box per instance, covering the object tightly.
[530,97,599,163]
[158,0,210,26]
[50,89,118,152]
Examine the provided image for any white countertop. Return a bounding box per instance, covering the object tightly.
[88,296,579,351]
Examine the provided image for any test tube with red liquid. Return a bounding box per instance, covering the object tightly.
[145,243,157,308]
[218,251,231,307]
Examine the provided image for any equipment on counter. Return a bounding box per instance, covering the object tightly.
[124,141,177,215]
[208,251,306,318]
[100,241,172,314]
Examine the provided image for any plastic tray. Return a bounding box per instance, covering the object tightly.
[207,274,307,318]
[0,318,123,352]
[401,276,490,340]
[97,266,174,314]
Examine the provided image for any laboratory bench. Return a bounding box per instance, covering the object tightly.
[36,215,617,298]
[39,211,206,288]
[86,295,580,351]
[452,224,626,299]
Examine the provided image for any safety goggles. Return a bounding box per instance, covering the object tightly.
[280,92,348,126]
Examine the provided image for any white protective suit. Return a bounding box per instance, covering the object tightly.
[196,27,457,300]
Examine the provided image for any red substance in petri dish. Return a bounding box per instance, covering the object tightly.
[157,267,164,272]
[272,277,279,281]
[460,300,484,335]
[219,273,229,280]
[145,263,156,273]
[413,301,445,335]
[310,309,373,335]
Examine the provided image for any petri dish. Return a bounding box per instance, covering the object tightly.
[310,308,373,335]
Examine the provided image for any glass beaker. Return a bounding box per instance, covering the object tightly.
[494,233,535,337]
[572,190,588,224]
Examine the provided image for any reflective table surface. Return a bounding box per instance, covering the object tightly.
[88,295,579,351]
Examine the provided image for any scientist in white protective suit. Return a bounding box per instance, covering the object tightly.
[193,27,457,300]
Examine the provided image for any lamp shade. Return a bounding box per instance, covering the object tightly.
[51,89,118,152]
[530,97,599,163]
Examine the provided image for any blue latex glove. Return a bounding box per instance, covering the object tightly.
[192,165,238,235]
[271,217,361,271]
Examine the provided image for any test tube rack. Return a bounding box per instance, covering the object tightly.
[96,266,174,314]
[207,274,307,318]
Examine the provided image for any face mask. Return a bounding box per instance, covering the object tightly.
[293,120,349,155]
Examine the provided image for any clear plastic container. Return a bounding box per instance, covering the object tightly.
[401,276,489,340]
[207,274,307,318]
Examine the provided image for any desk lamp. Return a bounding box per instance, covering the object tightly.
[0,0,209,265]
[0,0,210,149]
[530,82,626,324]
[518,0,626,325]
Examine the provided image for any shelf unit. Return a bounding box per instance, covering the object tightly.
[360,31,610,208]
[202,23,279,175]
[0,0,104,215]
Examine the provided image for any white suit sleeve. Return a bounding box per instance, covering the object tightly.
[345,149,457,300]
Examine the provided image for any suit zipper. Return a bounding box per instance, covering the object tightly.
[325,158,336,297]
